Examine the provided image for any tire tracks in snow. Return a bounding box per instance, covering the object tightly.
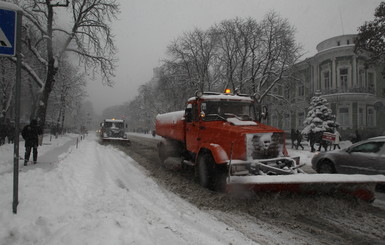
[117,134,385,245]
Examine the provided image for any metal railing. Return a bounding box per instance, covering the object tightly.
[319,86,375,95]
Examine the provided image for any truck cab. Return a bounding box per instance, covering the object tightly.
[183,91,285,164]
[99,118,131,145]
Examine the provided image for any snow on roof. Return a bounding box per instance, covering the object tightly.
[104,119,124,122]
[156,110,185,123]
[188,94,253,102]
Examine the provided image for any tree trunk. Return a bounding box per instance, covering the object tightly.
[36,68,55,127]
[36,4,56,128]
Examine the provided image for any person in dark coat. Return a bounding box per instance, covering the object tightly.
[317,131,328,152]
[296,130,304,150]
[290,129,296,149]
[21,119,43,165]
[354,130,361,143]
[7,123,15,143]
[308,131,316,152]
[0,122,7,145]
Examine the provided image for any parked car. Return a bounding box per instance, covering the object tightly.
[311,136,385,175]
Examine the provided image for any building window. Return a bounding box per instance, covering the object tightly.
[323,71,331,90]
[338,107,350,127]
[337,41,340,46]
[358,69,366,88]
[339,68,348,91]
[367,107,375,127]
[347,40,350,45]
[298,84,304,97]
[297,112,304,128]
[367,72,375,93]
[283,113,290,130]
[358,107,364,127]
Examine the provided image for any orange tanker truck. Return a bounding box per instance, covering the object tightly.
[155,90,385,201]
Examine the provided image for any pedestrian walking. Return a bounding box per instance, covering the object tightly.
[7,122,15,144]
[354,130,361,143]
[21,119,43,165]
[317,131,328,152]
[290,129,296,149]
[0,122,7,145]
[308,131,316,152]
[333,128,341,150]
[296,130,304,150]
[3,118,14,144]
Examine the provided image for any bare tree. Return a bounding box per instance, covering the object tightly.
[249,12,302,102]
[0,57,16,122]
[47,59,87,131]
[215,18,248,92]
[126,13,303,122]
[12,0,119,126]
[166,28,218,91]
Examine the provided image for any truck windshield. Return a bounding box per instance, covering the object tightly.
[104,122,124,128]
[201,100,255,121]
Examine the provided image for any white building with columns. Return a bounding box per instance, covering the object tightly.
[268,34,385,138]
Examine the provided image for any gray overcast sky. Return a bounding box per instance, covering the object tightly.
[86,0,383,114]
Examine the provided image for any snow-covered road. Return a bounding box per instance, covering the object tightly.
[1,133,385,245]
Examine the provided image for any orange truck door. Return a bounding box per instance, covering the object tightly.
[185,102,201,153]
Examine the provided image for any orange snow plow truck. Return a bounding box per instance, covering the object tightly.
[155,91,385,201]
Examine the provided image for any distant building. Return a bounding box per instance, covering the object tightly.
[267,34,385,138]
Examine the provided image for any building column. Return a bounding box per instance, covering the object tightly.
[332,58,336,89]
[352,55,357,87]
[314,64,319,91]
[352,102,358,129]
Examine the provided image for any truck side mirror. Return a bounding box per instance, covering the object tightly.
[185,108,192,122]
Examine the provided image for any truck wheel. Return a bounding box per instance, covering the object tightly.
[198,153,212,189]
[198,153,226,192]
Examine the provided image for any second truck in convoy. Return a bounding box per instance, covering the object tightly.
[99,118,131,145]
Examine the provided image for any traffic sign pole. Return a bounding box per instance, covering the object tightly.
[12,9,22,214]
[0,1,23,214]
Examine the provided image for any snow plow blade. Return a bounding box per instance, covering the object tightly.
[226,174,385,202]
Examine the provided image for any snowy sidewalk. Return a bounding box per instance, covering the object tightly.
[0,132,255,245]
[0,133,80,175]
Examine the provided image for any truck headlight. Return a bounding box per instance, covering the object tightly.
[230,163,249,175]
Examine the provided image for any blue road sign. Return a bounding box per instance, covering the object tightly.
[0,8,16,56]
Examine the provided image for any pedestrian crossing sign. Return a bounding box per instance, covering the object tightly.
[0,8,16,56]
